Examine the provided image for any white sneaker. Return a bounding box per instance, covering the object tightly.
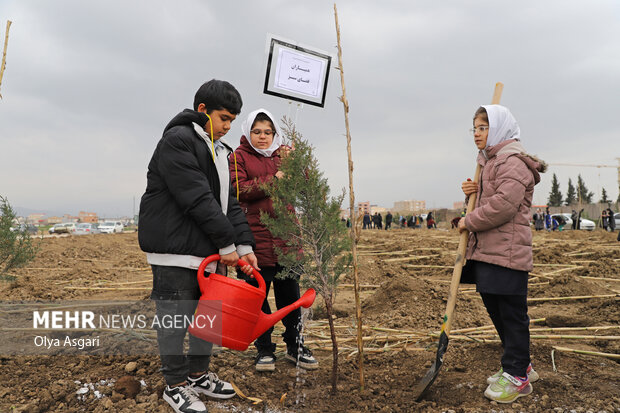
[188,372,236,399]
[163,384,207,413]
[487,363,539,385]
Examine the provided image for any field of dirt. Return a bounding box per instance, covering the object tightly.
[1,227,619,412]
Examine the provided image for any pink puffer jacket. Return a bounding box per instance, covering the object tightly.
[464,139,546,272]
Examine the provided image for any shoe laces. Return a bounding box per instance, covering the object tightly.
[205,371,221,384]
[177,385,201,404]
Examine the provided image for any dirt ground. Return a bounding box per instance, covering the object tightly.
[0,227,619,412]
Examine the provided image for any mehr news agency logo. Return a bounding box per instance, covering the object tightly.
[31,309,218,350]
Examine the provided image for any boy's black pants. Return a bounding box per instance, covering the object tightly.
[480,293,530,378]
[245,265,301,354]
[151,265,212,386]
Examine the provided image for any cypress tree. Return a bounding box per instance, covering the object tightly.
[565,178,576,206]
[576,174,594,204]
[547,173,563,207]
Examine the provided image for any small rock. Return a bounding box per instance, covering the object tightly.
[110,390,124,402]
[101,397,114,409]
[125,362,138,373]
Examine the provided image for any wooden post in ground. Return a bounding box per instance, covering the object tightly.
[334,3,364,390]
[0,20,12,99]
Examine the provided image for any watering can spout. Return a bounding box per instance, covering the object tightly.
[252,288,316,341]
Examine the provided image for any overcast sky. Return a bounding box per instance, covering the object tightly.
[1,0,619,218]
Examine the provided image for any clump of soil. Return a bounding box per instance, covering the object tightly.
[115,375,140,399]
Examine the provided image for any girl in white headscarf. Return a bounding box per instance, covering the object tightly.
[459,105,547,404]
[230,109,318,373]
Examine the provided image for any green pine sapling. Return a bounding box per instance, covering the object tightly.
[0,196,38,279]
[260,118,351,393]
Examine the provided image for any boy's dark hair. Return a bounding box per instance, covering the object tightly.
[251,112,275,130]
[473,106,488,123]
[193,79,243,114]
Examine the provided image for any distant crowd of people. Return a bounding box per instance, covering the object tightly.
[360,211,437,230]
[532,206,616,232]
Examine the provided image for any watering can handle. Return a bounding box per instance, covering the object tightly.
[197,254,266,293]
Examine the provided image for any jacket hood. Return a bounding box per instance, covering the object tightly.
[240,108,283,157]
[481,104,520,147]
[164,109,209,133]
[481,139,547,184]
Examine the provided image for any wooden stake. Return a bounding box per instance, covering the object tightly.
[552,346,620,360]
[527,294,617,303]
[334,3,364,390]
[0,20,11,99]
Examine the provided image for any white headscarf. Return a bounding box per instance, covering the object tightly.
[240,108,283,157]
[481,104,521,147]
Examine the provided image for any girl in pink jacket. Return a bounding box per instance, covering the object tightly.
[459,105,546,404]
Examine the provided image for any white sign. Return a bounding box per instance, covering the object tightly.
[264,38,331,107]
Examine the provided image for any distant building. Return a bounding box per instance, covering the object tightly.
[453,201,465,210]
[357,201,371,215]
[370,206,388,214]
[26,213,46,225]
[47,216,63,225]
[78,211,98,223]
[393,199,426,212]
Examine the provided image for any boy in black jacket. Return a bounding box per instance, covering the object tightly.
[139,79,258,413]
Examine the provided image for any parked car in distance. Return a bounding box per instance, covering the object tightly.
[52,222,77,234]
[99,221,124,234]
[551,213,595,231]
[10,224,38,234]
[49,223,66,234]
[75,223,101,235]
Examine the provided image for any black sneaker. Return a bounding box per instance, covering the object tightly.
[255,351,276,372]
[163,384,207,413]
[188,372,236,399]
[285,345,319,370]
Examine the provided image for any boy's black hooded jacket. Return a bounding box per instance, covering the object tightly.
[138,109,255,257]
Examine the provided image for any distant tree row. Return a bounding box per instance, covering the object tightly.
[547,173,617,207]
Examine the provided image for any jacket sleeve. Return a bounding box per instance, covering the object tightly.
[465,157,532,233]
[158,131,236,249]
[230,151,274,202]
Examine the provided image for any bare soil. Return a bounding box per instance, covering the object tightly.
[1,228,619,412]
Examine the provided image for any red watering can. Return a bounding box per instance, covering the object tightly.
[188,254,316,351]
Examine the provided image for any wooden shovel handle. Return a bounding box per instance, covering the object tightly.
[442,81,502,336]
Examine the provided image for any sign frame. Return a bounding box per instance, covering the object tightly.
[263,37,331,107]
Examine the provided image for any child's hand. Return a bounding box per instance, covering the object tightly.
[279,143,294,158]
[239,253,260,274]
[275,170,285,179]
[461,179,478,196]
[220,251,239,266]
[458,217,468,233]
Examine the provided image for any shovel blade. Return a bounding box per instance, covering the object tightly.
[413,331,449,401]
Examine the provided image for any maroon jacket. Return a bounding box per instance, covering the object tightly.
[230,136,287,267]
[464,139,546,272]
